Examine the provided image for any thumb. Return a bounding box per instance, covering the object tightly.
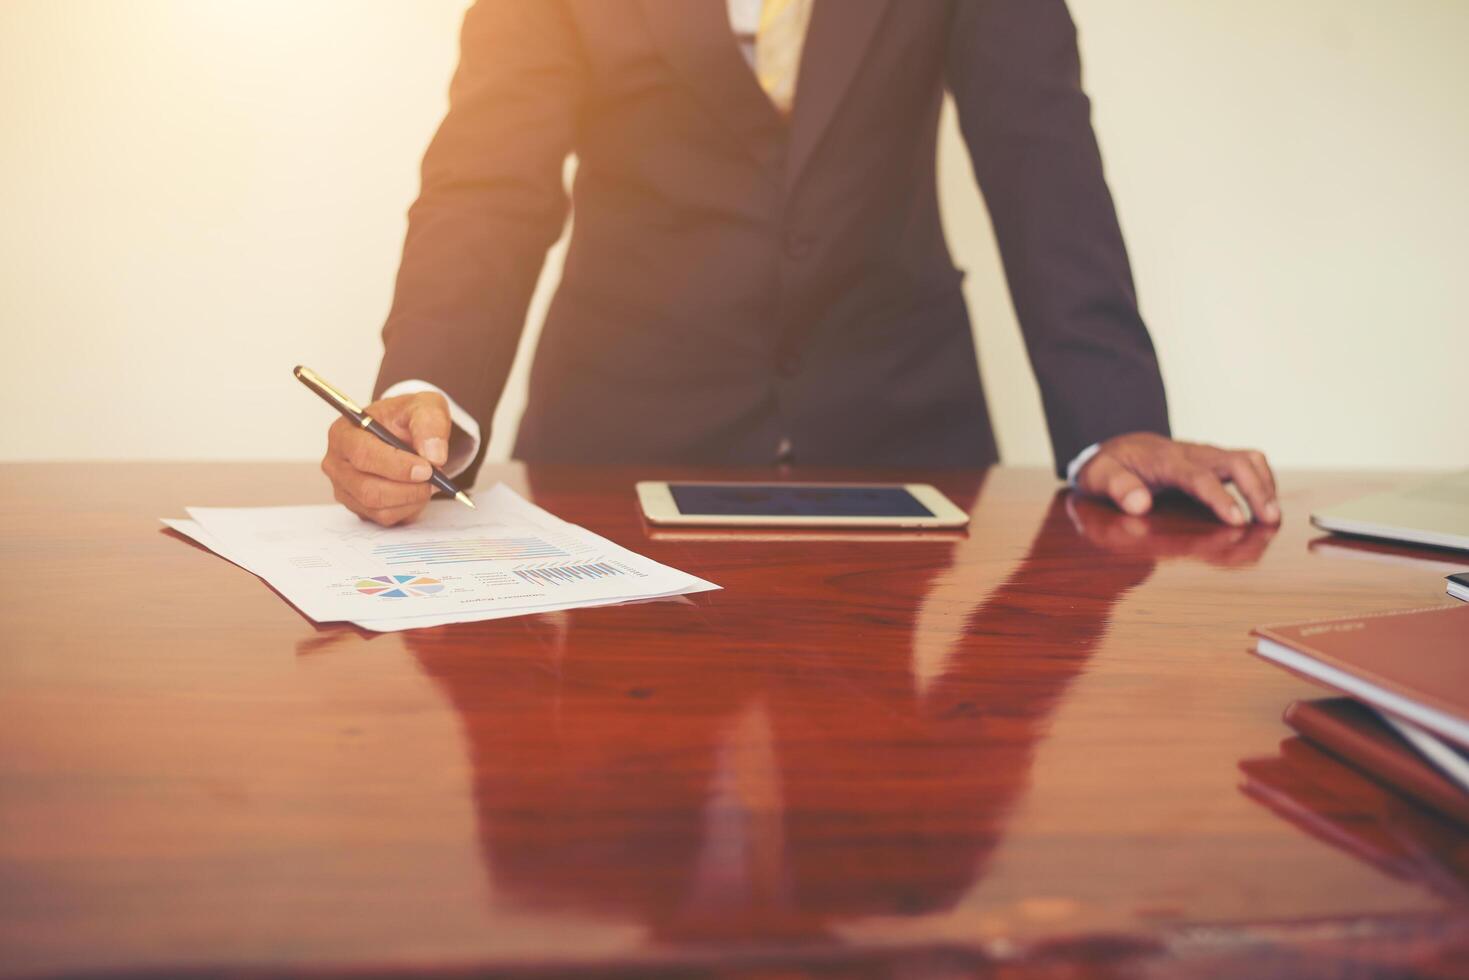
[1079,454,1153,516]
[406,394,452,467]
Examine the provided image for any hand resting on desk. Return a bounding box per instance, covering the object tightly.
[320,391,451,526]
[1075,432,1281,527]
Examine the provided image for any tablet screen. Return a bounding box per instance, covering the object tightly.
[668,484,934,518]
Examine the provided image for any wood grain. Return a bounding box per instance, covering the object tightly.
[1,463,1466,978]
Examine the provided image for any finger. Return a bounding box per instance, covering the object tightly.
[405,396,452,467]
[1079,454,1153,516]
[334,471,435,514]
[333,483,434,527]
[374,394,452,467]
[362,500,431,527]
[1245,450,1280,523]
[328,422,433,483]
[322,452,433,511]
[1217,453,1274,524]
[325,416,357,460]
[1169,463,1246,526]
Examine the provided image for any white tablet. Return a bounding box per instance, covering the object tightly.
[635,481,970,529]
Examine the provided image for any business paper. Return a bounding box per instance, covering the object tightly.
[167,483,717,631]
[161,517,693,632]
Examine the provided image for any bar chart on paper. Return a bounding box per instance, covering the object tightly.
[372,536,569,566]
[514,562,640,587]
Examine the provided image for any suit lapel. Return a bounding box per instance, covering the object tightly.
[638,0,786,171]
[785,0,891,192]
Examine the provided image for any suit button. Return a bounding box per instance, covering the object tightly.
[784,233,814,260]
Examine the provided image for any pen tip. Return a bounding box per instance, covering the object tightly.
[456,492,476,509]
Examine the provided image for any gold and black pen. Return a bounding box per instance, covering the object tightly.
[293,365,475,509]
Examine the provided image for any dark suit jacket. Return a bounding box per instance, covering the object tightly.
[374,0,1170,480]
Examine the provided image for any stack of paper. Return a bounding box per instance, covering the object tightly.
[163,483,718,632]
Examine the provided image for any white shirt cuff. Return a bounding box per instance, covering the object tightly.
[1065,443,1102,488]
[379,379,482,479]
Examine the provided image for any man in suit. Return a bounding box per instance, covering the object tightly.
[321,0,1280,528]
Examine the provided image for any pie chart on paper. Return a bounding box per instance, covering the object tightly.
[355,574,445,598]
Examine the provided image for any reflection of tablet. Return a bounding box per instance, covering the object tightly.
[635,481,969,529]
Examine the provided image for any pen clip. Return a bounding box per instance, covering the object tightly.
[294,365,365,417]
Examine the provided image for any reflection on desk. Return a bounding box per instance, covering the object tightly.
[1241,737,1469,903]
[400,492,1150,944]
[1308,533,1469,575]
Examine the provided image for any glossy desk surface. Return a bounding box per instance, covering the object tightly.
[2,463,1468,978]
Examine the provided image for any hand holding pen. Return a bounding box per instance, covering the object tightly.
[297,366,475,526]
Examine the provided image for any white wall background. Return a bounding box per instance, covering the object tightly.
[2,0,1465,470]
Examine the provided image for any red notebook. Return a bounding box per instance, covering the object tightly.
[1283,698,1469,826]
[1251,604,1469,748]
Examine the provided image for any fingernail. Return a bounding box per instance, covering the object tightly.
[422,438,447,465]
[1122,489,1150,514]
[1228,506,1245,525]
[1264,501,1281,523]
[410,464,431,482]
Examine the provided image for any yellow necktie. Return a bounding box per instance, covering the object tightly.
[755,0,815,115]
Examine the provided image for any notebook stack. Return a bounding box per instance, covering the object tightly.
[1450,571,1469,602]
[1251,578,1469,826]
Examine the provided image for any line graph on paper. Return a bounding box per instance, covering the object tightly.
[372,536,570,566]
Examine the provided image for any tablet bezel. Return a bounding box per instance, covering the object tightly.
[635,480,970,529]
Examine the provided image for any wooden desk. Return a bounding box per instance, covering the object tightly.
[2,464,1466,978]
